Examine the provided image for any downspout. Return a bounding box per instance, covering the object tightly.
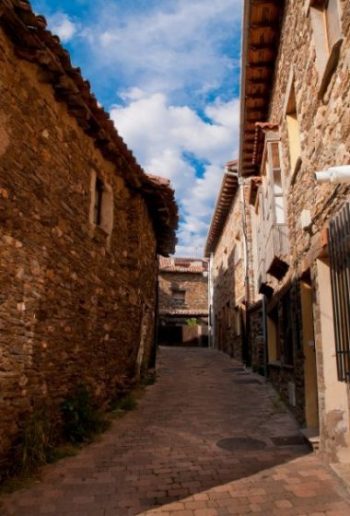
[238,0,250,175]
[226,169,251,364]
[208,254,211,348]
[240,178,251,365]
[262,294,268,378]
[150,255,159,369]
[237,0,251,365]
[208,253,214,348]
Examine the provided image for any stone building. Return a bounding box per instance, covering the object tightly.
[206,160,265,372]
[238,0,350,463]
[158,257,208,347]
[0,1,177,470]
[206,161,248,362]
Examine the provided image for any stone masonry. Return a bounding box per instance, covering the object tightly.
[264,0,350,460]
[158,257,208,346]
[0,2,177,473]
[206,164,247,362]
[238,0,350,462]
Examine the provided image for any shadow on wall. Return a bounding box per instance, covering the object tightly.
[158,285,208,347]
[158,323,209,348]
[213,245,246,361]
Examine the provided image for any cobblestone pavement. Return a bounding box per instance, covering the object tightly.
[1,347,350,515]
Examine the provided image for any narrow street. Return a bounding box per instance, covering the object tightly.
[2,347,350,516]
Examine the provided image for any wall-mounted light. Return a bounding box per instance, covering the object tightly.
[315,165,350,184]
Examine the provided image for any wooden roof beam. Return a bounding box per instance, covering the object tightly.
[251,0,280,4]
[246,78,268,85]
[250,23,277,30]
[249,44,275,51]
[246,92,268,99]
[247,61,274,69]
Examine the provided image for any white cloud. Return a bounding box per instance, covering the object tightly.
[36,0,242,256]
[110,93,240,256]
[49,13,76,43]
[81,0,241,101]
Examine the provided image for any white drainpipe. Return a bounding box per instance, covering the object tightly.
[208,253,214,348]
[315,165,350,183]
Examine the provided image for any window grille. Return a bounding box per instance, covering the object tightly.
[329,202,350,382]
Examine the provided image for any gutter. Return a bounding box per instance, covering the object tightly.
[238,0,251,174]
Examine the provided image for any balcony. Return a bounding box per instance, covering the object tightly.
[257,223,289,294]
[265,224,289,280]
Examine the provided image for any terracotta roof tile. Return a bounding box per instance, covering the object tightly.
[159,309,208,316]
[205,164,239,256]
[159,257,208,273]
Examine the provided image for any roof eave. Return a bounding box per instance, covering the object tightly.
[205,164,239,257]
[238,1,285,177]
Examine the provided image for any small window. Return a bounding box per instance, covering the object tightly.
[309,0,342,87]
[281,292,294,366]
[310,0,341,54]
[325,0,341,51]
[94,178,104,226]
[172,288,186,306]
[234,235,242,264]
[268,142,285,224]
[223,247,228,270]
[89,171,114,238]
[286,83,301,173]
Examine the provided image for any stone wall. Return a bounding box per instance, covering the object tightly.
[158,268,208,347]
[248,303,264,375]
[211,190,246,361]
[0,29,159,465]
[159,271,208,314]
[265,283,306,425]
[264,0,350,457]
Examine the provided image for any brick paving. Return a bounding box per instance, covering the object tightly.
[1,347,350,515]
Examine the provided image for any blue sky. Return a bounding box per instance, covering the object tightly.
[31,0,242,256]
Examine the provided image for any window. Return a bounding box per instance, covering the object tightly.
[94,178,104,226]
[261,136,286,225]
[226,302,231,328]
[257,130,290,282]
[329,202,350,381]
[89,171,114,238]
[267,307,280,362]
[250,204,260,299]
[281,292,294,366]
[324,0,341,51]
[234,307,241,336]
[172,287,186,306]
[223,247,228,270]
[286,83,301,174]
[234,234,242,264]
[268,142,285,224]
[309,0,342,91]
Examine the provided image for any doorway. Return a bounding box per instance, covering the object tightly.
[300,279,319,430]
